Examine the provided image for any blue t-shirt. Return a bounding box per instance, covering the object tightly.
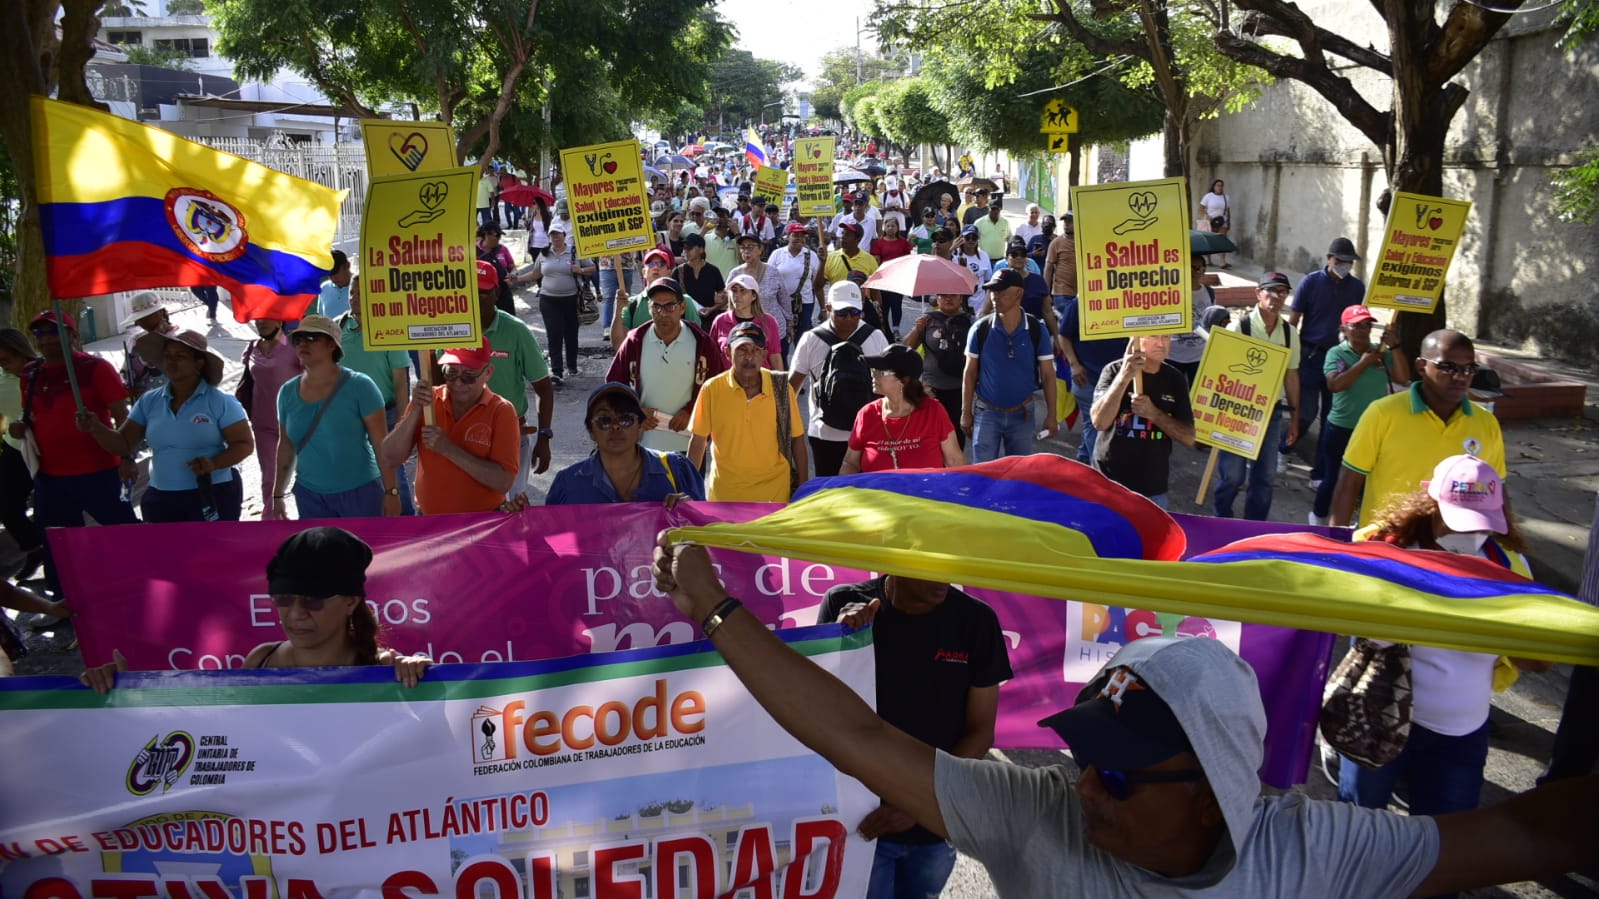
[317,281,351,320]
[546,449,706,505]
[1059,298,1125,374]
[276,370,384,494]
[990,258,1042,276]
[966,313,1051,409]
[128,380,248,490]
[1290,268,1366,350]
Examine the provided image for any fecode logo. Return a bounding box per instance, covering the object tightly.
[470,679,705,765]
[126,731,196,796]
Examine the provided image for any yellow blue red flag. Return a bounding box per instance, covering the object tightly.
[744,126,769,167]
[669,456,1599,665]
[30,96,346,321]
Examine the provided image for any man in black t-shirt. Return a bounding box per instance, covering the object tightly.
[818,575,1013,899]
[1090,334,1196,508]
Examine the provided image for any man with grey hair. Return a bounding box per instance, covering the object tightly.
[1014,203,1044,249]
[651,535,1599,898]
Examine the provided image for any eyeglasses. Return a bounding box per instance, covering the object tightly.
[650,300,684,312]
[1423,358,1479,378]
[831,308,862,318]
[271,594,334,612]
[870,369,900,379]
[591,413,640,431]
[442,366,485,384]
[28,326,59,337]
[1093,766,1206,801]
[291,332,328,345]
[1345,321,1375,330]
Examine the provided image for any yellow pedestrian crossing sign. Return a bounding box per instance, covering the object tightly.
[1041,99,1078,134]
[1048,133,1070,154]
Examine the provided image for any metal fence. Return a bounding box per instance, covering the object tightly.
[192,137,367,245]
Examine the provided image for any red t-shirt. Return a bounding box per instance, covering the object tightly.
[24,353,128,476]
[848,398,953,472]
[870,237,913,265]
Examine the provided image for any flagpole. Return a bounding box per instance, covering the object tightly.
[52,299,85,411]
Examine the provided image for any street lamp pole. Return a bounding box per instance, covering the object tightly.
[856,17,862,85]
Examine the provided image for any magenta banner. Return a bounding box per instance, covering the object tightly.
[54,507,1337,786]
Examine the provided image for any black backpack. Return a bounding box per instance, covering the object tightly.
[925,311,974,377]
[972,313,1049,389]
[814,325,875,430]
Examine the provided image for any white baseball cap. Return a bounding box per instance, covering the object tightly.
[827,281,863,310]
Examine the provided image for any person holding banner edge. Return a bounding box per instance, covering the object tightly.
[651,532,1599,898]
[83,526,431,691]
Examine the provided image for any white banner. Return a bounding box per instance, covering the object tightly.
[0,628,877,898]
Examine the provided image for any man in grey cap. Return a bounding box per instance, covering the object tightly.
[1286,236,1367,487]
[651,536,1599,898]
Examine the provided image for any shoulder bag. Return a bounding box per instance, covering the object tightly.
[291,370,353,455]
[1318,638,1412,769]
[770,369,799,493]
[234,340,257,417]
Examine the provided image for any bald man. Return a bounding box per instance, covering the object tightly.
[1330,330,1505,526]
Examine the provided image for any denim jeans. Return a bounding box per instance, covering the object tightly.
[293,478,383,519]
[33,466,140,596]
[599,268,639,329]
[971,399,1035,463]
[867,839,958,899]
[1312,422,1354,518]
[384,405,417,516]
[798,302,816,333]
[1290,346,1332,477]
[141,473,244,522]
[880,291,904,330]
[1338,720,1489,817]
[1214,406,1283,520]
[1071,376,1099,464]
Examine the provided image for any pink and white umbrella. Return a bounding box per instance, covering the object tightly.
[863,254,978,297]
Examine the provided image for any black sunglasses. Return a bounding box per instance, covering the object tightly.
[832,308,862,317]
[291,332,328,345]
[1094,767,1205,801]
[271,594,334,612]
[1422,358,1479,378]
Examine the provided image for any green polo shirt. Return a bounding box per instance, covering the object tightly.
[483,309,551,419]
[338,315,411,406]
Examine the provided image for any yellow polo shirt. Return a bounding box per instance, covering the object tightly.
[823,249,878,286]
[1341,382,1506,524]
[690,369,803,502]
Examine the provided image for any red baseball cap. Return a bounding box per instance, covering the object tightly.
[785,222,808,235]
[643,248,673,268]
[1341,305,1378,326]
[30,309,76,333]
[476,260,499,290]
[438,339,493,369]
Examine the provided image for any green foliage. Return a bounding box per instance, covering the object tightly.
[809,46,908,123]
[703,48,800,131]
[1552,144,1599,223]
[165,0,207,13]
[121,44,193,69]
[1560,0,1599,45]
[100,0,149,14]
[872,77,951,147]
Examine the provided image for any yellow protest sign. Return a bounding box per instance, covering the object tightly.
[793,136,837,217]
[753,163,790,205]
[357,166,479,350]
[1070,177,1192,340]
[558,139,654,259]
[360,120,457,177]
[1189,327,1292,460]
[1365,191,1471,313]
[1041,99,1078,134]
[1048,134,1070,154]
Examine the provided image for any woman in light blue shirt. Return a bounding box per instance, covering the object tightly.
[77,329,254,521]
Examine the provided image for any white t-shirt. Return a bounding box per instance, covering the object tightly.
[833,210,879,247]
[770,246,823,308]
[1200,191,1229,219]
[789,322,891,440]
[1015,222,1042,246]
[953,249,992,309]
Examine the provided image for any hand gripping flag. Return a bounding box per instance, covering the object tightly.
[745,126,769,168]
[669,456,1599,665]
[31,96,345,322]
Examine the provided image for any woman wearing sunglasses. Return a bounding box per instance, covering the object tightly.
[268,315,400,521]
[543,382,703,506]
[82,526,429,691]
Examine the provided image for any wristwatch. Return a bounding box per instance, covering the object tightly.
[537,427,554,439]
[702,597,743,637]
[386,487,400,496]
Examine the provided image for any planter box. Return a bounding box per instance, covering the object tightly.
[1476,353,1588,420]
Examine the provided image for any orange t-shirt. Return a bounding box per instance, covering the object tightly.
[413,386,522,514]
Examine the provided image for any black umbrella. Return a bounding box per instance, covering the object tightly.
[856,159,887,177]
[1190,230,1238,255]
[957,176,999,194]
[910,180,960,221]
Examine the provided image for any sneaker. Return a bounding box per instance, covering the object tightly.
[549,374,564,389]
[1307,511,1330,527]
[1308,478,1323,491]
[1275,454,1288,475]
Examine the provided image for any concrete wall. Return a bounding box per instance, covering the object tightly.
[1191,6,1599,366]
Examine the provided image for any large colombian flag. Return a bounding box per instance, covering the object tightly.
[669,455,1599,665]
[744,126,769,168]
[30,96,346,322]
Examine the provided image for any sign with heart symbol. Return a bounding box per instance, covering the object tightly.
[559,138,656,259]
[390,132,428,171]
[1127,191,1159,220]
[1192,326,1293,459]
[1366,190,1473,315]
[418,181,447,210]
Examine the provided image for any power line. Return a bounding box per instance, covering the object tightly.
[1015,55,1136,98]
